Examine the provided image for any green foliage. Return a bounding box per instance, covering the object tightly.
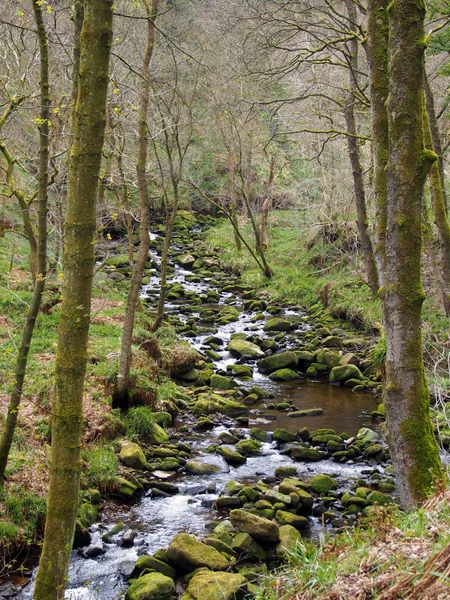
[370,334,387,369]
[81,444,119,494]
[0,485,46,538]
[123,406,156,442]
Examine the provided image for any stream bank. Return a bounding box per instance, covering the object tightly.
[15,214,396,600]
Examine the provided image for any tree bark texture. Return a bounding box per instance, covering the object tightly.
[0,0,50,484]
[260,155,275,252]
[366,0,389,285]
[116,0,158,399]
[383,0,443,510]
[422,90,450,316]
[33,0,113,597]
[344,1,378,295]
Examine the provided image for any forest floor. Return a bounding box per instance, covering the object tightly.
[0,209,449,598]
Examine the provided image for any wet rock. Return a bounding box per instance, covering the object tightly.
[273,428,297,443]
[102,522,126,542]
[356,427,380,444]
[257,351,298,374]
[167,533,230,572]
[134,555,176,579]
[125,572,175,600]
[186,459,222,475]
[329,364,364,383]
[216,496,242,508]
[73,520,91,548]
[289,408,323,418]
[263,318,291,332]
[85,544,106,558]
[183,570,248,600]
[193,393,245,416]
[210,374,238,390]
[227,339,265,359]
[229,509,280,545]
[269,368,299,381]
[217,447,247,466]
[250,428,268,442]
[117,476,139,499]
[236,439,262,456]
[290,446,326,461]
[264,490,292,506]
[176,254,196,269]
[218,431,240,444]
[309,474,338,494]
[275,510,308,530]
[121,529,136,547]
[274,466,297,478]
[78,502,99,528]
[229,364,253,378]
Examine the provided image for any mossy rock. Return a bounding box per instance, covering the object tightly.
[227,339,265,359]
[148,423,170,445]
[236,439,262,456]
[356,427,380,444]
[134,556,176,579]
[210,374,238,390]
[117,476,138,499]
[229,509,280,545]
[231,532,266,561]
[119,441,149,471]
[193,393,245,416]
[309,474,338,494]
[125,572,174,600]
[367,491,393,505]
[249,428,268,442]
[276,524,302,557]
[176,254,196,269]
[269,368,299,381]
[263,318,291,332]
[185,459,222,475]
[183,570,248,600]
[329,364,364,383]
[217,447,247,466]
[290,446,325,461]
[77,502,98,529]
[166,533,230,572]
[275,510,308,530]
[290,408,323,418]
[306,366,318,377]
[273,429,297,443]
[257,351,298,374]
[230,364,253,378]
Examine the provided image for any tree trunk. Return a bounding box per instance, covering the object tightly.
[117,146,134,264]
[228,151,241,251]
[344,1,378,295]
[0,0,50,484]
[423,89,450,316]
[383,0,443,510]
[260,155,275,252]
[152,197,177,331]
[366,0,389,285]
[116,0,158,401]
[33,0,113,597]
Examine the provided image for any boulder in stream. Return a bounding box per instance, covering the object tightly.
[126,572,175,600]
[166,533,230,572]
[257,351,298,374]
[227,338,265,359]
[263,318,292,332]
[329,364,364,383]
[119,442,150,470]
[183,569,249,600]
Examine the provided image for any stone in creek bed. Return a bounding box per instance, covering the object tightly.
[229,509,280,545]
[167,533,230,572]
[125,572,175,600]
[269,368,299,381]
[289,408,324,417]
[227,338,265,358]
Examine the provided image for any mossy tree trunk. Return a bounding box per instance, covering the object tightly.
[366,0,389,285]
[344,1,379,296]
[32,0,113,597]
[0,0,50,485]
[260,155,275,252]
[422,89,450,316]
[383,0,443,510]
[116,0,158,400]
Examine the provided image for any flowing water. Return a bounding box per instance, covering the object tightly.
[19,228,381,600]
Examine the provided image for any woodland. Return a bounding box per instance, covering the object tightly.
[0,0,450,599]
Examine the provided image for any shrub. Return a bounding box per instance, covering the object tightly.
[123,405,156,442]
[81,444,119,494]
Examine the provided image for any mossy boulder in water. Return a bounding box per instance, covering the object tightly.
[185,459,222,475]
[290,446,326,461]
[193,393,245,416]
[134,555,176,579]
[176,254,197,269]
[229,509,280,545]
[210,374,238,390]
[166,533,230,572]
[329,364,364,383]
[125,572,174,600]
[309,474,338,494]
[217,447,247,465]
[263,318,291,332]
[273,429,297,443]
[257,351,298,374]
[183,570,248,600]
[269,368,298,381]
[235,439,262,456]
[227,338,265,359]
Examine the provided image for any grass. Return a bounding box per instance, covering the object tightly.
[81,444,120,495]
[253,490,450,600]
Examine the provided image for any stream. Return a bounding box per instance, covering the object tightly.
[19,224,383,600]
